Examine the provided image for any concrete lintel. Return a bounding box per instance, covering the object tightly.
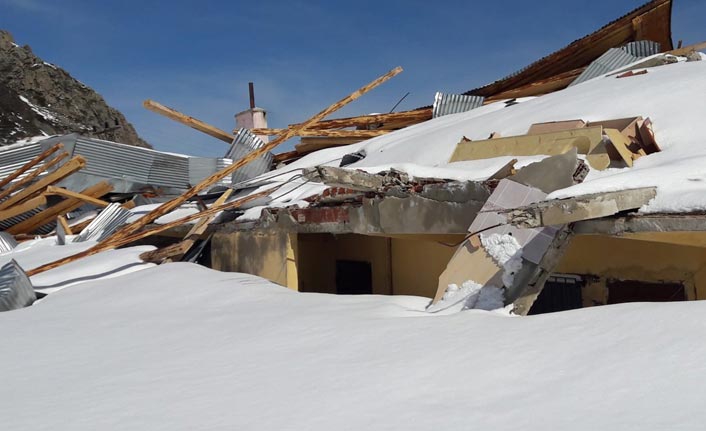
[573,214,706,235]
[504,187,657,228]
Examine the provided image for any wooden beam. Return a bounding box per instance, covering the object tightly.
[144,100,234,144]
[0,152,69,202]
[250,128,390,138]
[7,181,113,235]
[0,194,47,221]
[272,150,301,164]
[27,66,404,275]
[295,137,366,154]
[0,156,85,211]
[0,143,63,190]
[258,108,432,132]
[45,186,110,207]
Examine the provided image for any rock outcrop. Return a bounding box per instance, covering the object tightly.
[0,30,150,147]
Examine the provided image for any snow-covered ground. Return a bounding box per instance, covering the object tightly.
[2,256,706,430]
[237,57,706,218]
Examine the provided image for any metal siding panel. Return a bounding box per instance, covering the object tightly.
[432,92,484,118]
[0,232,18,252]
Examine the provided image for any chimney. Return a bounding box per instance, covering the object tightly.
[235,82,269,143]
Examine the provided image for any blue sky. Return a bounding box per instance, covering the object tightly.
[1,0,703,157]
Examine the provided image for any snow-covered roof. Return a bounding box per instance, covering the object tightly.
[237,56,706,219]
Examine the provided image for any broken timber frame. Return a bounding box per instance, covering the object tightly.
[144,100,234,144]
[0,151,69,202]
[26,66,404,275]
[251,128,390,138]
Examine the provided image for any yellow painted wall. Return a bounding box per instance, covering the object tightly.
[211,231,297,289]
[296,233,391,295]
[557,234,706,303]
[390,236,462,298]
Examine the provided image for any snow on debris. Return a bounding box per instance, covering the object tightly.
[242,59,706,214]
[2,261,706,429]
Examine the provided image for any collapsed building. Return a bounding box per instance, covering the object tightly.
[1,0,706,315]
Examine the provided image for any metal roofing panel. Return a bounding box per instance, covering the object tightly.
[74,203,132,243]
[0,141,44,181]
[569,48,641,86]
[226,129,273,185]
[0,206,52,235]
[623,40,661,57]
[188,157,233,187]
[148,152,190,188]
[0,232,18,253]
[0,259,35,312]
[432,92,484,118]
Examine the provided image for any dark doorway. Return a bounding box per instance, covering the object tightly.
[607,279,686,304]
[528,274,584,315]
[335,260,372,295]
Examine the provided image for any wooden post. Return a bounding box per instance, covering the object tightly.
[0,143,64,190]
[0,152,69,202]
[0,156,85,211]
[57,216,73,235]
[143,100,234,144]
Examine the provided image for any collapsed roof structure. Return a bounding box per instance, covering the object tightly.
[2,0,706,316]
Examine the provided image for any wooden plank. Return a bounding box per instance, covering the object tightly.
[0,143,63,190]
[45,186,110,207]
[56,216,72,235]
[666,40,706,56]
[0,152,69,202]
[144,100,234,144]
[295,137,366,154]
[0,156,85,211]
[527,119,586,135]
[272,150,301,164]
[278,108,431,131]
[484,67,586,102]
[250,128,390,138]
[0,194,47,221]
[27,67,404,275]
[7,181,113,235]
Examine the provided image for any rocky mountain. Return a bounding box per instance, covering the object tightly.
[0,30,150,147]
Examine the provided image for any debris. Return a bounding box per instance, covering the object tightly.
[73,203,132,243]
[503,187,658,228]
[143,99,234,144]
[0,260,35,312]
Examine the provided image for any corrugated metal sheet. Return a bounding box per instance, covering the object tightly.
[0,141,44,180]
[148,152,190,188]
[74,137,154,184]
[0,259,35,312]
[623,40,661,57]
[0,232,18,252]
[189,157,233,187]
[569,48,641,86]
[74,203,132,243]
[0,206,53,235]
[432,92,484,118]
[226,129,273,185]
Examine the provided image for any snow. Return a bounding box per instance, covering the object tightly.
[238,58,706,215]
[2,260,706,429]
[128,202,200,224]
[18,94,58,122]
[480,233,523,287]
